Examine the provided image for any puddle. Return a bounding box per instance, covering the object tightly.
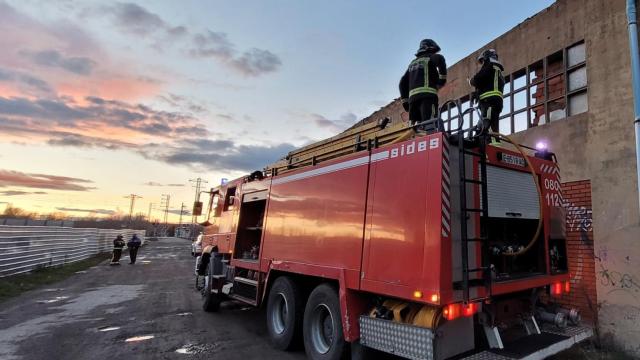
[79,317,105,322]
[125,335,155,342]
[175,343,214,355]
[75,270,87,274]
[0,284,145,360]
[42,288,64,292]
[104,307,125,314]
[98,326,120,332]
[37,296,69,304]
[141,260,151,264]
[175,312,192,316]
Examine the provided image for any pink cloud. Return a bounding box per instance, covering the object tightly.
[0,169,95,191]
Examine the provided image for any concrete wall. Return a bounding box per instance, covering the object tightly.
[353,0,640,354]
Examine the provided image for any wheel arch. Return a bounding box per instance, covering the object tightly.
[262,267,369,343]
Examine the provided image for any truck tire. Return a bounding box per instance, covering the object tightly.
[303,284,346,360]
[202,263,220,312]
[266,276,303,350]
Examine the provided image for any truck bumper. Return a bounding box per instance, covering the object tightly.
[359,316,592,360]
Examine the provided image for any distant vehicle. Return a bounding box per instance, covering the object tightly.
[191,233,203,257]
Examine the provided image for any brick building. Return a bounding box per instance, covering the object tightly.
[349,0,640,356]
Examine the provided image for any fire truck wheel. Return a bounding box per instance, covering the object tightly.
[266,276,303,350]
[202,264,220,312]
[303,284,346,360]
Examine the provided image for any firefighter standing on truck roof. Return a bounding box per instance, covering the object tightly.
[399,39,447,125]
[470,49,505,137]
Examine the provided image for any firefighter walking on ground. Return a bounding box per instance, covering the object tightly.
[399,39,447,126]
[127,234,142,264]
[470,49,505,136]
[110,235,125,265]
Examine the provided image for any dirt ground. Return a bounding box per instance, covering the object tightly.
[0,237,305,360]
[0,237,606,360]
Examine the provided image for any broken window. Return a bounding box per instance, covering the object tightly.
[443,40,587,135]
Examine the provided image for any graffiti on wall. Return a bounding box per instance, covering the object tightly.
[565,201,593,233]
[597,245,640,300]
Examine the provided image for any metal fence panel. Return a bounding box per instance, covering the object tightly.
[0,226,146,277]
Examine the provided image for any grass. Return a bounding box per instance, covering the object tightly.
[0,252,111,303]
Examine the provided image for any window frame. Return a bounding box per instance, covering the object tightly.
[439,40,587,136]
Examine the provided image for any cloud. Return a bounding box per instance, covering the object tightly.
[102,3,281,76]
[56,207,115,215]
[0,68,54,95]
[21,49,97,75]
[190,30,235,59]
[228,48,282,77]
[0,2,162,101]
[157,93,208,114]
[167,208,191,216]
[155,142,296,173]
[0,170,94,191]
[0,95,209,142]
[190,32,282,77]
[310,112,358,132]
[142,181,185,187]
[105,2,186,37]
[0,190,48,196]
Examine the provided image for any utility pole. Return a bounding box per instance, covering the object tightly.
[124,194,142,222]
[189,177,208,223]
[160,194,170,225]
[147,202,154,222]
[178,202,187,226]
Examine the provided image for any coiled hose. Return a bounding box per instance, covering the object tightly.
[487,132,544,257]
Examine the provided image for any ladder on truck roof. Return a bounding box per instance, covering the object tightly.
[266,115,445,175]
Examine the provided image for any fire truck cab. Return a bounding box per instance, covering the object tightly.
[195,122,591,360]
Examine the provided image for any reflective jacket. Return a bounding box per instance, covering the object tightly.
[470,60,505,101]
[399,52,447,104]
[113,238,125,250]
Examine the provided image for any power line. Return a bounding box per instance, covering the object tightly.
[147,202,154,222]
[189,177,208,223]
[160,194,170,225]
[178,202,187,226]
[124,194,142,221]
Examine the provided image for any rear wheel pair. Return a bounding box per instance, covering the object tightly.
[266,278,346,360]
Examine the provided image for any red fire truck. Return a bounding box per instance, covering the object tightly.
[195,116,591,360]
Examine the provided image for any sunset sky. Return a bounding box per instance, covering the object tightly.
[0,0,553,221]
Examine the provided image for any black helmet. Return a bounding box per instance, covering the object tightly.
[478,49,499,63]
[416,39,441,55]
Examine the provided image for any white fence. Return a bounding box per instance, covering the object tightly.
[0,226,146,278]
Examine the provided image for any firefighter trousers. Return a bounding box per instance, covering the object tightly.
[111,249,122,264]
[479,97,503,133]
[409,96,438,125]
